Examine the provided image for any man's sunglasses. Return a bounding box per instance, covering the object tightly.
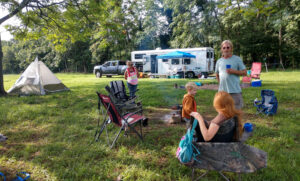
[222,46,231,50]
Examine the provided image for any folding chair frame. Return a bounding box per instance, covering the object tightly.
[189,122,263,181]
[105,85,142,115]
[191,169,242,181]
[94,92,145,148]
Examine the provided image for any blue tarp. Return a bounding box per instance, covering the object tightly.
[156,51,196,59]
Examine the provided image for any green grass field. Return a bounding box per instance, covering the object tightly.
[1,71,299,181]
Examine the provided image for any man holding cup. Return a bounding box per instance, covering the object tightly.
[215,40,247,109]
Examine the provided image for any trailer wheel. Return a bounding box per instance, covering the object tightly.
[95,70,102,78]
[186,72,195,78]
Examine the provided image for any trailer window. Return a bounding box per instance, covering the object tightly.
[171,59,180,65]
[207,52,210,58]
[135,54,146,59]
[162,59,168,63]
[210,52,214,58]
[183,59,191,65]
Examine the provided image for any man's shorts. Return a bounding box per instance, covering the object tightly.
[230,93,243,110]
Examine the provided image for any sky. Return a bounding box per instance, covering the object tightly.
[0,10,19,41]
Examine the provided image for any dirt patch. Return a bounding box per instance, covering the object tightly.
[197,84,218,90]
[144,107,185,126]
[144,106,257,128]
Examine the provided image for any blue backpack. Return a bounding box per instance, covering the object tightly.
[176,119,201,164]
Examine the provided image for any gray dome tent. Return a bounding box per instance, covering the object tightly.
[8,57,69,95]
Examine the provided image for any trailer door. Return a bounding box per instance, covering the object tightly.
[151,55,158,73]
[210,51,214,72]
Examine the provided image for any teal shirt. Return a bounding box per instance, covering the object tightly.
[215,55,246,93]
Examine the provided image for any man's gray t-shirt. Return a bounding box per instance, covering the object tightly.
[215,55,246,93]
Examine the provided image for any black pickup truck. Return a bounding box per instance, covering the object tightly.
[93,60,127,78]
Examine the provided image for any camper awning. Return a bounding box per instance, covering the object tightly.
[156,51,196,59]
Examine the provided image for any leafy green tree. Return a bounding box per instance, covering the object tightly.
[165,0,221,48]
[2,41,18,73]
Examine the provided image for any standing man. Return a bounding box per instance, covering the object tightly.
[215,40,247,109]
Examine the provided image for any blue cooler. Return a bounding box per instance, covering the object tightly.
[175,74,181,79]
[251,80,262,87]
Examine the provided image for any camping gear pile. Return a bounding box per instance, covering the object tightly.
[242,62,262,87]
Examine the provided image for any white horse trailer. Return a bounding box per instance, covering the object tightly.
[131,47,214,78]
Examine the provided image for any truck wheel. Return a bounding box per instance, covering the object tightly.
[203,72,208,78]
[186,72,195,78]
[95,70,102,78]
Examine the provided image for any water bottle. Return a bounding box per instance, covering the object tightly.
[254,98,259,104]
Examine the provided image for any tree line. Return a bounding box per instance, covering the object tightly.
[1,0,300,75]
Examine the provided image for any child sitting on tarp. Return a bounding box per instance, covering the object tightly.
[182,82,198,128]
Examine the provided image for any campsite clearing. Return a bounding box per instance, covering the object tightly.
[1,71,299,180]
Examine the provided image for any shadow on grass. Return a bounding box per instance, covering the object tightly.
[1,78,299,180]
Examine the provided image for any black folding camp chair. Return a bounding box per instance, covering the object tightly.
[110,80,139,101]
[105,85,142,114]
[94,92,147,148]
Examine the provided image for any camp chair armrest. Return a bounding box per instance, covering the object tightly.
[254,100,262,104]
[254,100,262,106]
[121,109,143,122]
[117,102,142,109]
[123,97,137,104]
